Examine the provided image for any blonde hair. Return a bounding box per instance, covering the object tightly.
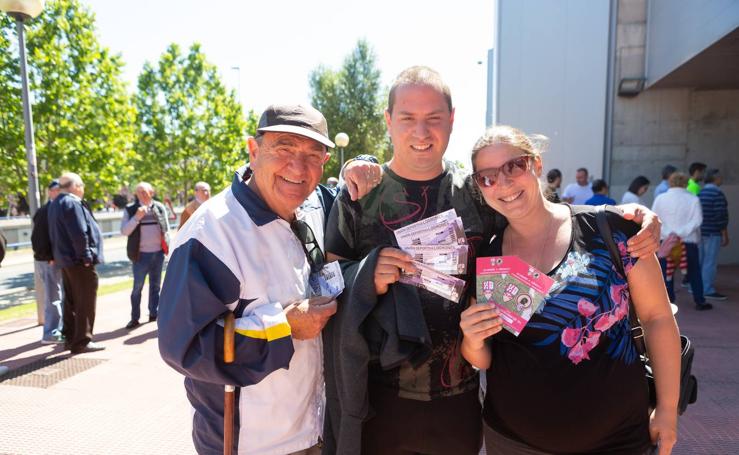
[471,125,548,171]
[668,172,689,188]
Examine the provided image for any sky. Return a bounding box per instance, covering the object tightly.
[83,0,494,166]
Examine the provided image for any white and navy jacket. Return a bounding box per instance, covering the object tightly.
[158,168,331,455]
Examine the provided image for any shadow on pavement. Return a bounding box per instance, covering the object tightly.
[124,326,158,345]
[0,344,68,371]
[0,272,34,290]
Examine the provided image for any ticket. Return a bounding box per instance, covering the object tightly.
[309,261,345,298]
[476,256,555,336]
[402,244,468,275]
[395,211,467,248]
[400,261,466,303]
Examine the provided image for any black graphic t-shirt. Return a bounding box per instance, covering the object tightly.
[326,162,498,400]
[481,205,652,454]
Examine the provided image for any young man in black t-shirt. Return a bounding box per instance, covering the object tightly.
[324,66,662,455]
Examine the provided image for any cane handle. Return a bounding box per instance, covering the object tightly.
[224,312,235,364]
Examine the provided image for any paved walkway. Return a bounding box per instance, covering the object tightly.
[0,265,738,454]
[0,286,195,455]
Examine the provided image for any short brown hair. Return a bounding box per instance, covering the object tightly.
[387,66,452,114]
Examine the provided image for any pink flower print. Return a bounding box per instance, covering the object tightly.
[577,298,597,317]
[594,314,617,331]
[616,301,629,319]
[561,327,582,347]
[566,330,601,364]
[617,241,634,274]
[610,284,629,309]
[618,241,628,257]
[567,343,589,364]
[583,330,601,351]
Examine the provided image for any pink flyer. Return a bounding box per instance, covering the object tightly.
[476,256,556,336]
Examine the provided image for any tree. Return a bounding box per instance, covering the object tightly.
[134,43,247,201]
[309,39,389,181]
[0,0,136,210]
[0,15,24,213]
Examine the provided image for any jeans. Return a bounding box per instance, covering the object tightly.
[700,235,721,295]
[659,242,705,305]
[130,251,164,321]
[36,260,63,340]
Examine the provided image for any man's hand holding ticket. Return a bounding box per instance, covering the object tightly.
[393,209,469,302]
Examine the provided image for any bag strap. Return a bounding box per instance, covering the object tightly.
[594,205,647,355]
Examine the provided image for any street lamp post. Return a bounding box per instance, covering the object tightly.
[334,132,349,170]
[0,0,45,217]
[2,0,45,326]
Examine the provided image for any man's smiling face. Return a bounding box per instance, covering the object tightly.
[385,83,454,181]
[248,132,329,220]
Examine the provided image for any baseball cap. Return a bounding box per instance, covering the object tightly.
[48,179,60,189]
[257,104,335,148]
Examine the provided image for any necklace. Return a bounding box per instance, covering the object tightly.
[503,209,558,272]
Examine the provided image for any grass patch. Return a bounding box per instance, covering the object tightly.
[98,279,134,296]
[0,300,37,322]
[0,278,134,323]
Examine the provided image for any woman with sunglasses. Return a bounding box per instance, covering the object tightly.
[459,125,681,455]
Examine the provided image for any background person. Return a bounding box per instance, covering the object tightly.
[654,165,677,199]
[698,169,729,301]
[32,179,65,344]
[178,181,210,230]
[460,125,680,455]
[48,172,105,354]
[121,182,170,329]
[652,173,710,310]
[687,162,706,196]
[545,168,562,203]
[561,167,593,204]
[585,179,616,205]
[0,228,5,266]
[622,176,651,204]
[326,176,339,188]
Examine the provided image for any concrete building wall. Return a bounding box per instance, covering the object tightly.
[646,0,739,86]
[610,0,739,264]
[493,0,611,183]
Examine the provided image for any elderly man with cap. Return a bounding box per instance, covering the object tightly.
[158,104,343,455]
[32,178,65,344]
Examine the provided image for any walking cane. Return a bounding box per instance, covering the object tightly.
[223,312,236,455]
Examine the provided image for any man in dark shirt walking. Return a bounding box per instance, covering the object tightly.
[48,172,105,354]
[31,179,65,344]
[698,169,730,300]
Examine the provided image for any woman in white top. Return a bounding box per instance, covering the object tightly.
[622,176,650,204]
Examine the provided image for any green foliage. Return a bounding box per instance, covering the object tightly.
[133,43,247,200]
[0,0,136,209]
[309,39,389,181]
[0,15,23,210]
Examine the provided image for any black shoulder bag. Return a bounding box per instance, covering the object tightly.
[595,206,697,415]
